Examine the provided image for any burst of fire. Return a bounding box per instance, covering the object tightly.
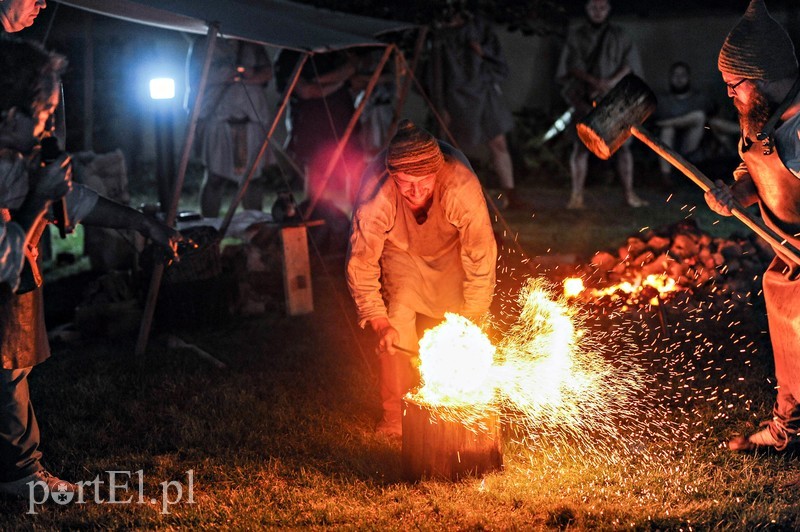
[408,278,664,458]
[414,313,496,407]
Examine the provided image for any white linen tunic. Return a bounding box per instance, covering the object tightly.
[347,143,496,329]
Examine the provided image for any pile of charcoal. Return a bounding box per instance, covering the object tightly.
[568,219,775,310]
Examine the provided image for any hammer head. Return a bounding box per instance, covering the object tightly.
[576,74,657,160]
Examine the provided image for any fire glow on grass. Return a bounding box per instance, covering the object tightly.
[408,278,668,457]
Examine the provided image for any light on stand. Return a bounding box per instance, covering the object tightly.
[149,77,176,213]
[149,77,176,100]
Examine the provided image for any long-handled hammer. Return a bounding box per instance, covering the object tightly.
[577,73,800,268]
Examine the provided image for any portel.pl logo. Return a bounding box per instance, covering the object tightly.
[27,469,195,514]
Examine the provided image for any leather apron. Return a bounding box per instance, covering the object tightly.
[0,209,50,370]
[741,142,800,417]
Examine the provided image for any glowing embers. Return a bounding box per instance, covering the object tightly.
[562,273,678,306]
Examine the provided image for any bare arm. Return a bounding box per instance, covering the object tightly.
[294,56,357,99]
[656,109,707,128]
[81,196,183,260]
[704,171,759,216]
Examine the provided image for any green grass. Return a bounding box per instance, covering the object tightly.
[3,180,795,529]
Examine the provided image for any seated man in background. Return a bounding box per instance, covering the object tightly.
[653,61,713,186]
[654,61,742,186]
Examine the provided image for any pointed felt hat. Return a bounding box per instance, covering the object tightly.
[718,0,798,80]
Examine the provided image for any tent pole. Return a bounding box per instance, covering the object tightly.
[218,52,309,239]
[135,23,220,358]
[388,26,427,139]
[303,44,393,218]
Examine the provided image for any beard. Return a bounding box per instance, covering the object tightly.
[735,88,776,137]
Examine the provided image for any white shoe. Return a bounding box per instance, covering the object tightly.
[0,469,77,499]
[729,419,798,452]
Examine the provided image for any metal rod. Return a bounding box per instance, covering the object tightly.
[655,300,670,339]
[392,343,419,357]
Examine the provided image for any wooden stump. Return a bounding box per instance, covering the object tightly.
[402,398,503,481]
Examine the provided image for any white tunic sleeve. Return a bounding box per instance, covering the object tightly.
[346,170,396,328]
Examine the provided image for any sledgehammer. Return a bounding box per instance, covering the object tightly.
[577,73,800,268]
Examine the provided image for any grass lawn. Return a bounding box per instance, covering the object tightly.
[2,180,799,529]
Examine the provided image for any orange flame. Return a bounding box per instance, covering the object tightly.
[563,274,678,303]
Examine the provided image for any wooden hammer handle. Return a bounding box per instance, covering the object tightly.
[631,125,800,268]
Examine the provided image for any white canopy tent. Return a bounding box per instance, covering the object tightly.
[56,0,413,51]
[53,0,418,354]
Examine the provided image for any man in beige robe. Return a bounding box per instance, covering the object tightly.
[347,119,497,436]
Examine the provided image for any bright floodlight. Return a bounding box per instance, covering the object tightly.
[149,78,175,100]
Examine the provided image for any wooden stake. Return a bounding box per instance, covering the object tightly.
[281,225,313,316]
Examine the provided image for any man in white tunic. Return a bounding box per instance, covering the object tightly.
[347,119,497,436]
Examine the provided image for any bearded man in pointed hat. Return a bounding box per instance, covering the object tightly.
[705,0,800,452]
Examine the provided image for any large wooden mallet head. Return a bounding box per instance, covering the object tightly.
[577,74,657,160]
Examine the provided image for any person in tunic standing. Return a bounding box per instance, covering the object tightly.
[346,119,497,436]
[435,12,524,210]
[556,0,647,210]
[186,37,273,217]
